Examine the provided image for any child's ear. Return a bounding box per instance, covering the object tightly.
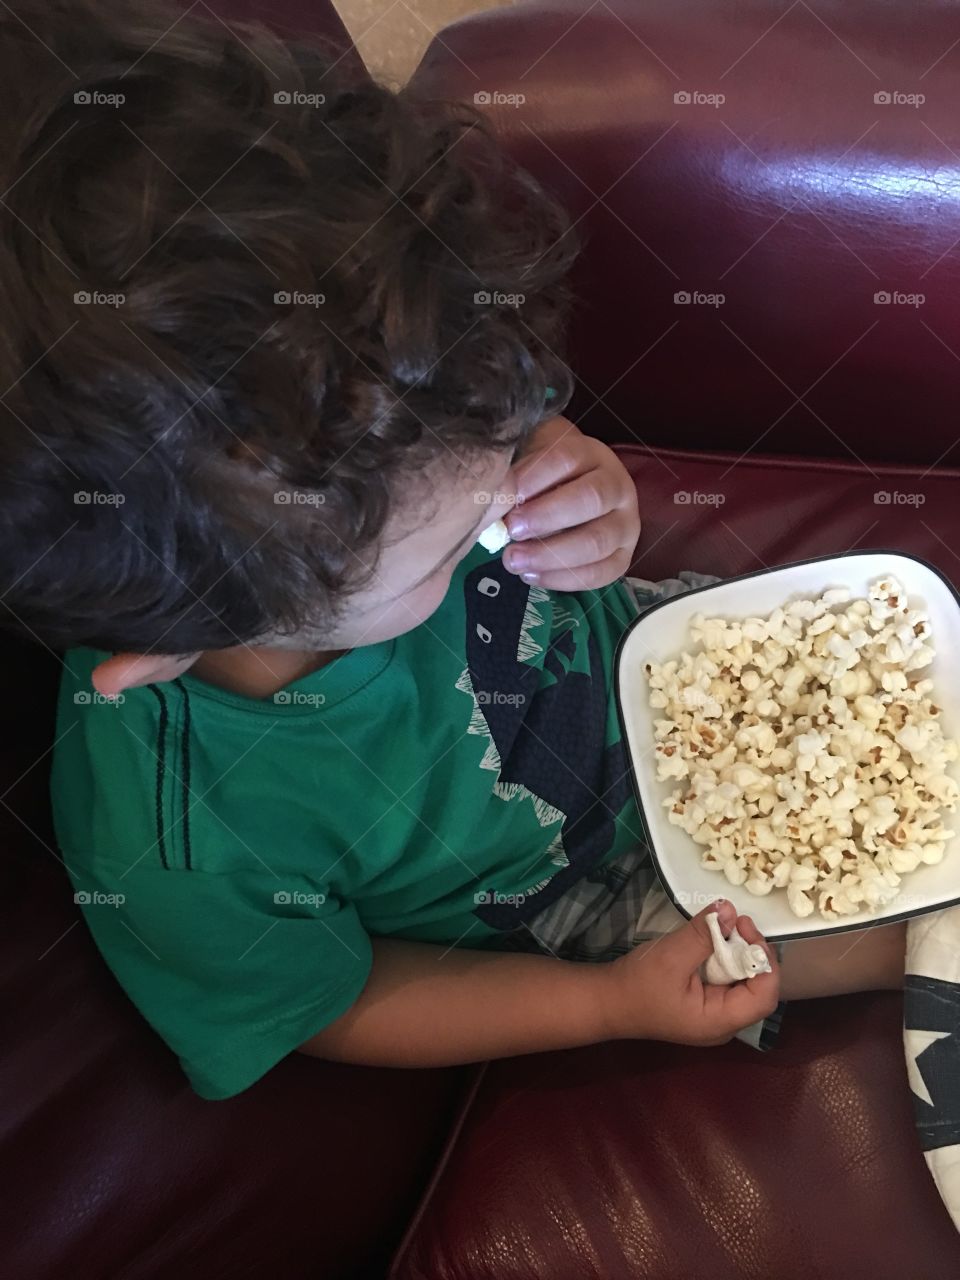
[91,651,200,698]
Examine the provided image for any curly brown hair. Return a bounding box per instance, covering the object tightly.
[0,0,577,653]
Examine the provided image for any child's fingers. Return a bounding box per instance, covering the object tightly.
[715,967,781,1030]
[510,428,591,502]
[712,899,738,936]
[504,512,632,579]
[698,911,781,1036]
[673,899,739,974]
[734,913,780,972]
[506,468,620,542]
[507,551,631,592]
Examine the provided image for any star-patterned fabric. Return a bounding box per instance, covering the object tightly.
[905,906,960,1230]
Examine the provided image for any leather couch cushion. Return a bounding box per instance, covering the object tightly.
[617,443,960,582]
[389,994,960,1280]
[410,0,960,467]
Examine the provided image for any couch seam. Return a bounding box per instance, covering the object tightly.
[612,442,960,481]
[386,1059,491,1279]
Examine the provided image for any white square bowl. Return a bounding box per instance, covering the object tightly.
[616,550,960,941]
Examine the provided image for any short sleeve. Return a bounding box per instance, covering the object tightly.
[69,858,372,1099]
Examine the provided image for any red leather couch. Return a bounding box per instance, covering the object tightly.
[4,2,960,1277]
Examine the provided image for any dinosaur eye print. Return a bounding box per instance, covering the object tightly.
[476,623,493,643]
[477,577,501,598]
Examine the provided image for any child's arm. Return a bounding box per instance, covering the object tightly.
[297,901,780,1068]
[298,938,615,1067]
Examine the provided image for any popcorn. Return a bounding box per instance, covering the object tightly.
[477,519,510,553]
[643,576,958,919]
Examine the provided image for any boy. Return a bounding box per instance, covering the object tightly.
[0,0,904,1098]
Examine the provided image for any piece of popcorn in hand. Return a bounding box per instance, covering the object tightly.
[476,519,511,553]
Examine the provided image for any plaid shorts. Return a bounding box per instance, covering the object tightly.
[492,572,787,1053]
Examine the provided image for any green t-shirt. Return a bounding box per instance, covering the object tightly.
[50,546,643,1098]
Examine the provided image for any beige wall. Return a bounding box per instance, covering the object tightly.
[333,0,514,85]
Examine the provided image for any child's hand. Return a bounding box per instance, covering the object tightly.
[502,416,641,590]
[598,900,781,1047]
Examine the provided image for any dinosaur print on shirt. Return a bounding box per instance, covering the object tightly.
[457,556,634,930]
